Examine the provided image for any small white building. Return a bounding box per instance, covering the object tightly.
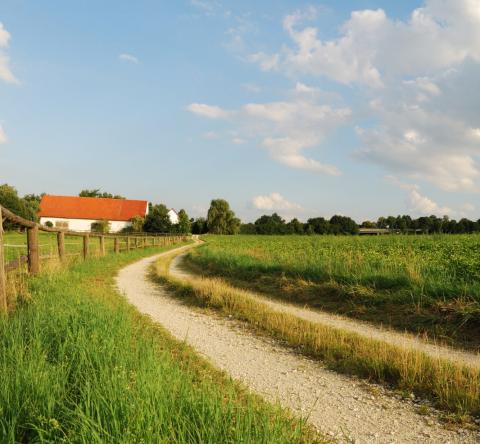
[39,195,149,233]
[168,208,179,224]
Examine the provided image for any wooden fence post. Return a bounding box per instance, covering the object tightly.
[27,226,40,274]
[0,208,7,313]
[99,235,105,256]
[83,234,90,260]
[114,237,120,253]
[127,236,131,252]
[57,232,65,261]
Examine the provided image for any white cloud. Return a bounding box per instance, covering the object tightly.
[249,2,480,191]
[190,0,219,15]
[187,103,231,119]
[119,53,139,64]
[407,189,451,216]
[252,192,302,211]
[0,23,18,84]
[256,1,480,87]
[248,52,279,71]
[232,137,245,144]
[0,125,7,144]
[242,83,261,93]
[188,85,350,174]
[202,131,219,140]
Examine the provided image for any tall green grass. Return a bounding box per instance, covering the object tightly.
[189,235,480,349]
[0,246,316,443]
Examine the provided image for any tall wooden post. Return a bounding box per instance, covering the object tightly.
[126,236,131,252]
[83,234,89,260]
[0,208,7,313]
[27,226,40,274]
[143,237,147,249]
[99,235,105,256]
[114,237,120,253]
[57,232,65,261]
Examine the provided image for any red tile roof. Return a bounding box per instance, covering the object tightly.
[39,195,148,221]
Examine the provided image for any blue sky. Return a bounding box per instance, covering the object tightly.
[1,0,479,222]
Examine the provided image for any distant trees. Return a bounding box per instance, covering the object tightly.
[144,204,172,233]
[176,209,191,234]
[0,184,42,228]
[239,214,359,235]
[79,189,125,199]
[91,220,111,233]
[191,217,208,234]
[128,215,145,232]
[206,199,240,234]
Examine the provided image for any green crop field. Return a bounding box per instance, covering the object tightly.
[187,234,480,350]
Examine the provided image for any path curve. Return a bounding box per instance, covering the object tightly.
[171,254,480,369]
[115,246,479,443]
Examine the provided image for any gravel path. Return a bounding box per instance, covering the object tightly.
[115,248,479,443]
[171,255,480,369]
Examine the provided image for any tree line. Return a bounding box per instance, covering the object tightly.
[1,184,479,235]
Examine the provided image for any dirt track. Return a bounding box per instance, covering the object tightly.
[115,245,479,443]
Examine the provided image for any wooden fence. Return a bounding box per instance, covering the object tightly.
[0,205,190,313]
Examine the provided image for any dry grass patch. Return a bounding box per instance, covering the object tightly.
[154,252,480,419]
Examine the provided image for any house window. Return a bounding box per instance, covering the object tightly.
[55,221,69,229]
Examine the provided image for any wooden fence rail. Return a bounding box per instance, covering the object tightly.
[0,204,190,313]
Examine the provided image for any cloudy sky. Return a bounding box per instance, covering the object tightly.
[1,0,479,222]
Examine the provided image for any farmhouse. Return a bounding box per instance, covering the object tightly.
[39,195,149,232]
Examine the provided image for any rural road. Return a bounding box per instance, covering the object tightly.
[116,245,480,443]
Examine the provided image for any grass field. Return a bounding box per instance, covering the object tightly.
[0,245,317,443]
[154,249,480,419]
[186,235,480,350]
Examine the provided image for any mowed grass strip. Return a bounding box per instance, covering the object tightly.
[188,235,480,350]
[154,253,480,419]
[0,245,319,443]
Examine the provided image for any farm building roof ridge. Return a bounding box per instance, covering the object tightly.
[39,195,148,221]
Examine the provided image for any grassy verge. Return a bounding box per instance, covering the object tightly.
[0,244,319,443]
[188,235,480,351]
[154,251,480,420]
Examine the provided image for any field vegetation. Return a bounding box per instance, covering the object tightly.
[1,245,316,443]
[186,235,480,350]
[154,251,480,419]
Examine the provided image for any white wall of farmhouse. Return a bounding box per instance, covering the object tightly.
[39,217,131,233]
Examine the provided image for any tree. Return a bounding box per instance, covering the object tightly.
[286,218,304,234]
[129,215,145,232]
[176,209,191,234]
[306,217,330,234]
[0,184,40,228]
[144,204,172,233]
[79,189,125,199]
[254,213,287,235]
[191,217,208,234]
[206,199,240,234]
[329,215,358,235]
[91,219,111,233]
[360,220,376,228]
[240,223,256,234]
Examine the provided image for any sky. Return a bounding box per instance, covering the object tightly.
[0,0,479,223]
